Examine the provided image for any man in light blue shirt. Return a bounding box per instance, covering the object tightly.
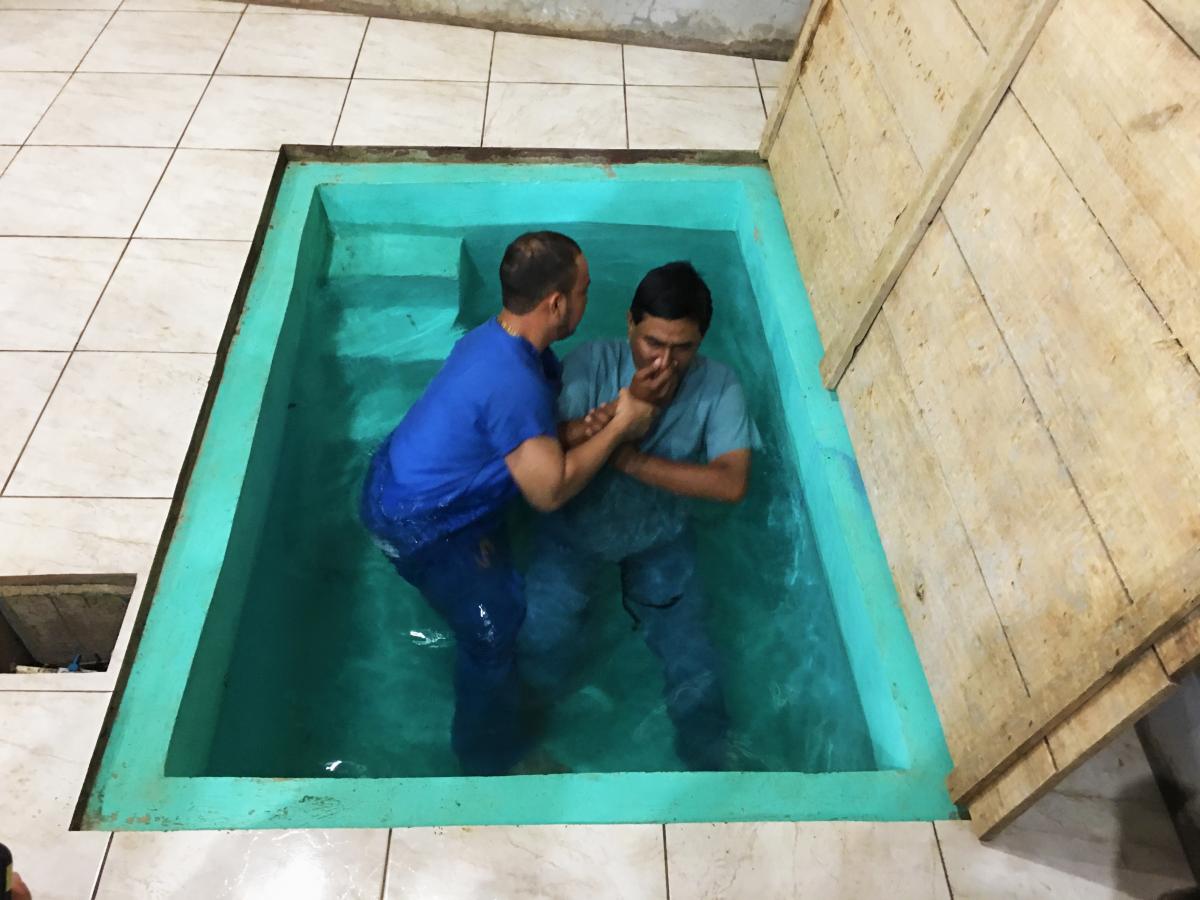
[520,261,757,770]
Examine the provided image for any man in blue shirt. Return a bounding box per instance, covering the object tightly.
[361,231,659,775]
[520,261,757,770]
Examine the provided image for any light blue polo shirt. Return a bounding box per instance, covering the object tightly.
[550,339,758,559]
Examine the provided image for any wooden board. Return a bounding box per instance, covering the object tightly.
[838,0,987,165]
[942,95,1200,802]
[817,0,1060,389]
[760,0,832,156]
[1014,0,1200,372]
[951,0,1038,53]
[766,88,867,346]
[1156,610,1200,677]
[1146,0,1200,56]
[838,316,1030,758]
[798,0,922,259]
[884,215,1130,702]
[969,651,1175,838]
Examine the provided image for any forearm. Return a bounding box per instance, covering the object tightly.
[618,452,746,503]
[558,418,590,450]
[553,428,624,505]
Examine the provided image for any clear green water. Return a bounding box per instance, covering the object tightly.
[204,223,876,777]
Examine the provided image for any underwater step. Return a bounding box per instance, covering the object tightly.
[320,276,464,360]
[327,231,463,281]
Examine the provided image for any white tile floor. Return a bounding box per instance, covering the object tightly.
[0,4,1193,897]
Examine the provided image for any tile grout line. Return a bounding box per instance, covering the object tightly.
[479,30,496,148]
[2,4,246,495]
[88,832,114,900]
[0,1,124,496]
[661,823,671,900]
[377,829,393,900]
[621,44,630,149]
[932,822,956,899]
[330,13,371,146]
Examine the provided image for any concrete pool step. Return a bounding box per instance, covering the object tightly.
[320,275,464,361]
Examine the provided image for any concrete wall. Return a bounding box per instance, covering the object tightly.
[1138,675,1200,880]
[259,0,808,57]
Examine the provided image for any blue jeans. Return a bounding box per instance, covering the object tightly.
[520,529,729,770]
[374,523,526,776]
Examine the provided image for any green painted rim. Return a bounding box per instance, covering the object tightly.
[80,160,955,830]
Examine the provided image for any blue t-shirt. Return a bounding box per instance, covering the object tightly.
[550,339,758,560]
[361,319,561,552]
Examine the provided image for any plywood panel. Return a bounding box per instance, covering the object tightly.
[760,0,832,156]
[798,0,922,256]
[1146,0,1200,55]
[839,0,987,165]
[1014,0,1200,371]
[838,318,1029,758]
[1156,610,1200,677]
[951,0,1038,52]
[884,215,1129,702]
[767,88,866,346]
[943,96,1200,611]
[969,650,1174,838]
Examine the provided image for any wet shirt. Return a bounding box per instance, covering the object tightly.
[361,318,562,554]
[551,339,758,560]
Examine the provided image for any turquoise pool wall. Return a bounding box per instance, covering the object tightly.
[83,161,954,830]
[195,218,877,779]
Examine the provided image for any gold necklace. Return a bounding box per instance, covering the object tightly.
[497,315,521,338]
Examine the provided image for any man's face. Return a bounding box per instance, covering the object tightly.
[555,254,590,339]
[627,312,703,373]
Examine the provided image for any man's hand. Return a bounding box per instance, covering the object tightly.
[558,401,617,449]
[630,357,680,406]
[611,388,658,441]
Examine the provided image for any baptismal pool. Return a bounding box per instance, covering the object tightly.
[77,149,954,831]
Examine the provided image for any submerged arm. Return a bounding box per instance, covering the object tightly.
[612,447,750,504]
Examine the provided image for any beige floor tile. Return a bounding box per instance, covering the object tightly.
[30,72,207,146]
[386,825,666,899]
[335,79,486,146]
[624,44,757,87]
[668,822,950,900]
[136,148,276,239]
[218,12,366,77]
[6,350,212,496]
[80,238,248,351]
[183,74,345,149]
[490,31,622,84]
[80,10,239,73]
[0,0,116,7]
[627,85,764,150]
[0,496,169,690]
[122,0,243,9]
[0,237,124,349]
[355,17,493,82]
[0,145,15,172]
[95,830,388,899]
[0,73,69,142]
[754,57,786,87]
[0,146,170,237]
[0,352,67,482]
[0,691,111,900]
[483,82,625,149]
[0,10,110,71]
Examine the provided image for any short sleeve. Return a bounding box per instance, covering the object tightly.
[482,371,558,457]
[556,343,602,422]
[704,371,759,461]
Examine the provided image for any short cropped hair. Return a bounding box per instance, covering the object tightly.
[630,261,713,334]
[499,231,582,314]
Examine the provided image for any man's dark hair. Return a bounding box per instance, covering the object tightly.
[630,261,713,334]
[499,231,582,314]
